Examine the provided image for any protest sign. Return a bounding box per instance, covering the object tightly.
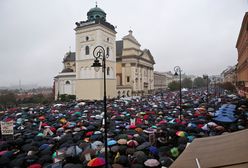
[1,121,14,135]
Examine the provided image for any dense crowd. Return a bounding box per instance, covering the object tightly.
[0,89,247,168]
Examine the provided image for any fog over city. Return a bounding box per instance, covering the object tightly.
[0,0,247,87]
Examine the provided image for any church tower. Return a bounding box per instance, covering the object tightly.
[75,5,117,100]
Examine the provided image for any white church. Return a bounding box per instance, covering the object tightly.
[54,5,155,100]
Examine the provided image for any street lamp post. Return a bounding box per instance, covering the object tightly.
[203,75,209,109]
[91,45,108,168]
[174,66,182,122]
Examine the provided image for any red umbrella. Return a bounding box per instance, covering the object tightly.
[86,131,94,136]
[39,116,45,121]
[127,140,139,147]
[87,157,106,167]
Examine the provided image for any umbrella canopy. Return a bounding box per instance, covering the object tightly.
[170,147,179,158]
[133,151,147,164]
[170,129,248,168]
[144,159,160,167]
[213,115,237,123]
[117,139,127,145]
[87,157,105,167]
[148,146,158,155]
[159,156,174,167]
[65,146,82,157]
[107,140,117,146]
[91,141,103,150]
[127,140,139,147]
[136,142,151,151]
[176,131,187,137]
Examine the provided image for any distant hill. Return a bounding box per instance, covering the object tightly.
[0,84,51,90]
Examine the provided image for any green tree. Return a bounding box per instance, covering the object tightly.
[168,81,180,91]
[182,78,193,88]
[0,92,16,108]
[59,94,76,102]
[219,82,236,93]
[193,77,205,88]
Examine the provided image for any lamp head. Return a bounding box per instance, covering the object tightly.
[92,59,102,72]
[174,72,178,76]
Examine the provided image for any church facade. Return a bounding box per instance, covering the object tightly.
[54,5,155,100]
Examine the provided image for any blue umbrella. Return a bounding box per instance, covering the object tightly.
[220,108,235,112]
[148,146,158,155]
[107,140,117,146]
[213,114,237,123]
[215,110,234,116]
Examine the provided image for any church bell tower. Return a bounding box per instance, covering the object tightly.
[75,5,117,100]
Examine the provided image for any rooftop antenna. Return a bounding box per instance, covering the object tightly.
[19,80,22,91]
[69,46,71,52]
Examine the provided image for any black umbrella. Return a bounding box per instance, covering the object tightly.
[131,163,145,168]
[136,142,150,151]
[159,156,174,167]
[116,155,128,166]
[133,151,147,164]
[38,155,53,165]
[9,157,25,167]
[0,156,10,167]
[22,144,38,152]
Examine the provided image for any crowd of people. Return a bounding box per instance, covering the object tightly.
[0,89,247,168]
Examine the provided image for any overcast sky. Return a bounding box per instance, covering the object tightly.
[0,0,247,87]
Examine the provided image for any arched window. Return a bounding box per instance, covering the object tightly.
[117,91,121,98]
[127,90,130,97]
[85,46,89,55]
[107,67,110,75]
[122,91,126,97]
[106,47,109,56]
[65,81,70,85]
[107,38,109,42]
[86,36,89,41]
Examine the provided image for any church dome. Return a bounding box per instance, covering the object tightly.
[87,5,106,21]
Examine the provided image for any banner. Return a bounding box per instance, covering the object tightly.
[1,121,14,135]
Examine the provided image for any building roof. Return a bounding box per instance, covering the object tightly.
[87,5,106,21]
[61,68,74,73]
[236,12,248,48]
[170,129,248,168]
[63,52,75,63]
[116,40,123,56]
[141,49,155,64]
[123,30,141,46]
[75,19,116,32]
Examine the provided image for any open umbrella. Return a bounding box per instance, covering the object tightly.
[107,140,117,146]
[144,159,160,167]
[213,114,237,123]
[136,142,151,151]
[116,134,128,140]
[117,139,127,145]
[170,147,179,158]
[148,146,158,155]
[133,151,147,164]
[87,157,105,167]
[65,145,82,157]
[91,141,103,150]
[159,156,174,167]
[127,140,139,147]
[176,131,187,137]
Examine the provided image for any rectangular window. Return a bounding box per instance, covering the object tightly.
[127,76,130,83]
